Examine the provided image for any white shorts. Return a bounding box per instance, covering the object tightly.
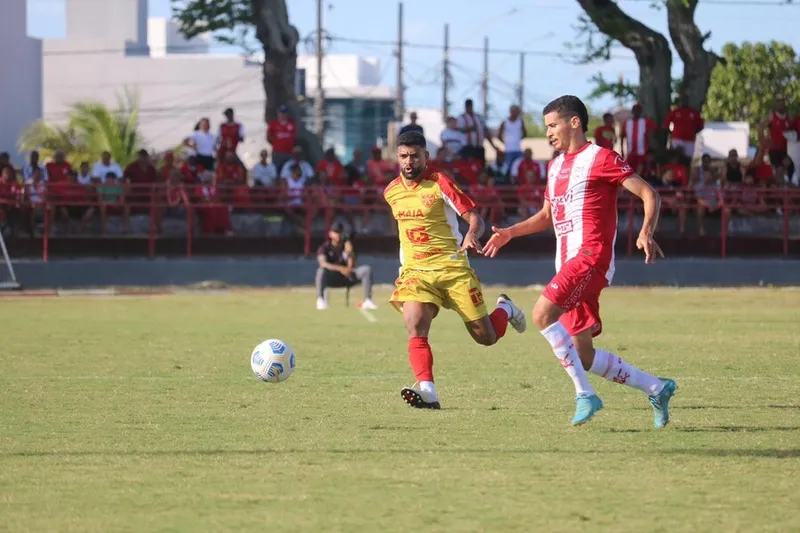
[671,139,695,159]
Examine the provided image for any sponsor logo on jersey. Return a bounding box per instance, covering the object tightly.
[554,220,574,236]
[412,249,445,260]
[396,208,425,219]
[550,190,574,207]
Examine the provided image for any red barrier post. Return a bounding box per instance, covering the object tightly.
[183,189,193,259]
[42,200,50,263]
[720,188,727,259]
[147,187,156,258]
[783,189,790,258]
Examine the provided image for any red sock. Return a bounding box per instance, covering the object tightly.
[408,336,434,382]
[490,308,509,340]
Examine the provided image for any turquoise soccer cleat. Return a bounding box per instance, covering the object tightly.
[649,378,677,429]
[571,393,604,426]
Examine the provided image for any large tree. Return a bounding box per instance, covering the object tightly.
[704,42,800,145]
[171,0,323,162]
[575,0,722,132]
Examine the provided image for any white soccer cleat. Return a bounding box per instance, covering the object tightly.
[497,293,527,333]
[316,297,329,310]
[400,382,441,409]
[360,298,379,310]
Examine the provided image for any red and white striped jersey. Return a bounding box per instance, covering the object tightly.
[545,143,634,284]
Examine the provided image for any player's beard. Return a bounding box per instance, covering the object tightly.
[401,164,425,181]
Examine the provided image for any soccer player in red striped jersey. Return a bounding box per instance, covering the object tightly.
[483,95,677,428]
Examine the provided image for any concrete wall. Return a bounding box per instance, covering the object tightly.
[9,257,800,290]
[41,42,392,166]
[0,0,42,166]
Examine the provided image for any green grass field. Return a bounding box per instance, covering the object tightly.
[1,287,799,533]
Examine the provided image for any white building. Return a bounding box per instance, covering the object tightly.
[37,0,394,166]
[0,0,42,165]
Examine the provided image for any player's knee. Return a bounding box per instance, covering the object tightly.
[531,301,560,330]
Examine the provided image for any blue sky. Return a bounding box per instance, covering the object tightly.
[28,0,800,122]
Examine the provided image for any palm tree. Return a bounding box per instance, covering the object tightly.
[18,90,145,167]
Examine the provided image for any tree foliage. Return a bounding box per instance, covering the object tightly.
[703,41,800,144]
[574,0,721,137]
[172,0,324,163]
[19,91,145,167]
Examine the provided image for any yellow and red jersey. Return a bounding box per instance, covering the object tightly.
[383,168,476,271]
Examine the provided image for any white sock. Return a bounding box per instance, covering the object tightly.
[540,322,595,396]
[496,302,513,319]
[590,349,664,396]
[419,380,438,400]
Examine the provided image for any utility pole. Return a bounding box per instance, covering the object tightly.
[517,52,525,109]
[481,36,489,118]
[442,24,449,120]
[314,0,325,140]
[394,2,404,121]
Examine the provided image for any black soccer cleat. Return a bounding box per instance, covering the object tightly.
[401,386,441,409]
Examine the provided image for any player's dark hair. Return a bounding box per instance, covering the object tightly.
[543,95,589,133]
[396,131,427,149]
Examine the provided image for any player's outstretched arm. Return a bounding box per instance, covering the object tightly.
[482,200,552,258]
[458,208,486,253]
[622,175,665,264]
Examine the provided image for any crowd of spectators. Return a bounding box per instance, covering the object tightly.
[1,96,798,239]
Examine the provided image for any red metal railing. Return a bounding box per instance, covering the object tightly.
[1,183,799,261]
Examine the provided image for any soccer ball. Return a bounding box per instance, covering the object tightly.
[250,339,296,383]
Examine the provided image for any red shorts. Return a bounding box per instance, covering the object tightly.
[542,254,609,337]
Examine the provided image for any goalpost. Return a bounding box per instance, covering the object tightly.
[0,230,22,290]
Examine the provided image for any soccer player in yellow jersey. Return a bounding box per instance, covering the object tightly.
[384,131,527,409]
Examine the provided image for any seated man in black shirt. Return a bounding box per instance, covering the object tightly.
[315,223,377,310]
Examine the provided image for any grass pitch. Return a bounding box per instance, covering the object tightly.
[1,287,799,533]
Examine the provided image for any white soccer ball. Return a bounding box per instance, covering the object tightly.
[250,339,296,383]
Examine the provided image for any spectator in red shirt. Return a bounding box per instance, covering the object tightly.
[593,113,617,150]
[664,95,704,163]
[124,149,158,216]
[472,169,503,225]
[267,104,297,172]
[449,154,481,187]
[180,155,205,184]
[621,103,657,175]
[761,97,792,169]
[217,107,246,162]
[160,151,177,181]
[195,171,233,235]
[45,151,73,183]
[316,148,346,187]
[509,148,542,185]
[0,166,22,235]
[366,147,396,187]
[52,171,95,234]
[124,150,158,185]
[215,152,248,206]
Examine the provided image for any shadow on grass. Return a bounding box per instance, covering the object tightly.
[5,447,799,458]
[678,405,800,410]
[662,449,800,459]
[676,425,799,433]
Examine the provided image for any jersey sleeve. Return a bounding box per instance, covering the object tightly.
[436,174,476,215]
[596,150,635,185]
